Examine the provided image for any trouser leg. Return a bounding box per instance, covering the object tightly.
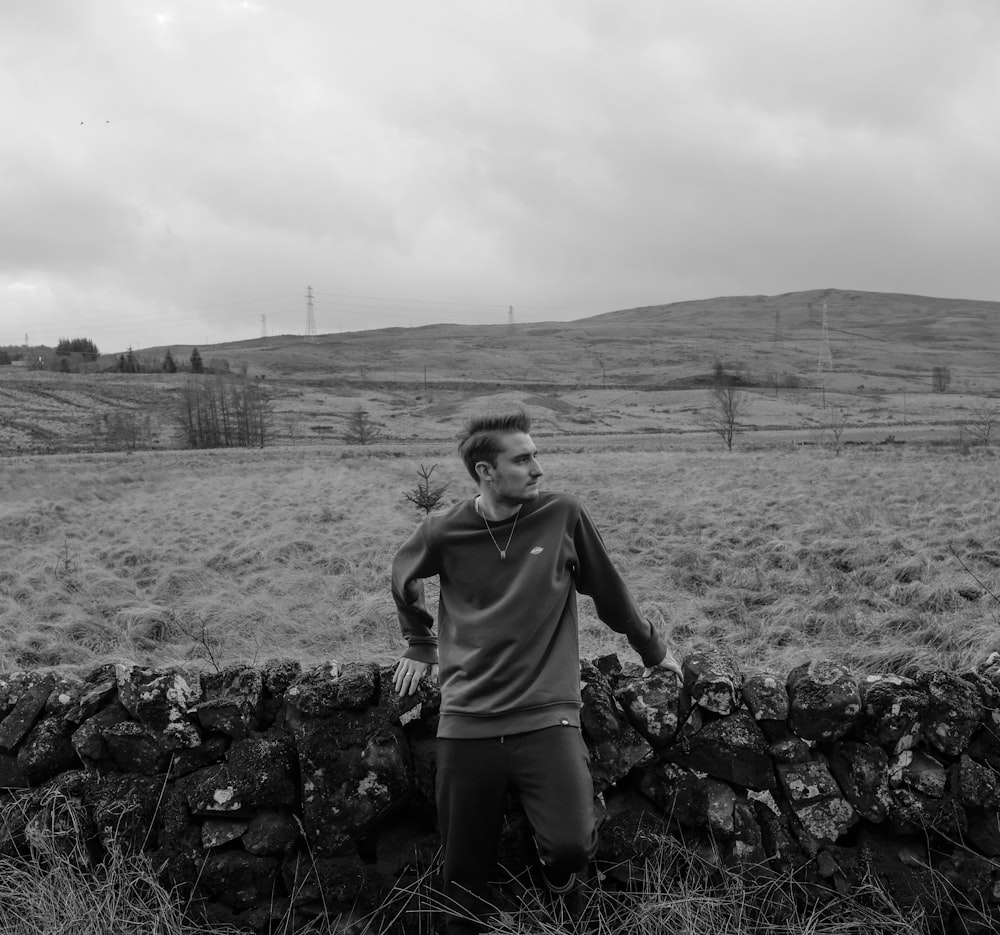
[508,725,597,874]
[436,738,508,935]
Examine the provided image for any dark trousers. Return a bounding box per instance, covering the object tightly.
[435,725,597,935]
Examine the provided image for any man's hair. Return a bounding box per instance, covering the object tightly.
[457,411,532,482]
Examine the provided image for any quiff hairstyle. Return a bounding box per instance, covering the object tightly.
[457,411,532,482]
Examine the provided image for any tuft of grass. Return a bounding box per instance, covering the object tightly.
[0,790,226,935]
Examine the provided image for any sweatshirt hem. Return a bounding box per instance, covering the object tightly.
[437,702,581,739]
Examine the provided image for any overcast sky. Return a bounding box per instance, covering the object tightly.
[2,1,999,355]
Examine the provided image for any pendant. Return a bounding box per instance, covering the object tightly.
[500,551,506,560]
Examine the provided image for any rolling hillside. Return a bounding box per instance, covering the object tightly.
[1,288,998,455]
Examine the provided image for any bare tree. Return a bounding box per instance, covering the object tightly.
[966,401,998,447]
[705,385,747,451]
[284,411,303,445]
[823,408,848,455]
[343,406,384,445]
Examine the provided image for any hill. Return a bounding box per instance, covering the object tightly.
[1,288,998,455]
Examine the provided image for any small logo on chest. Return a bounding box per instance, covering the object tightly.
[530,547,544,555]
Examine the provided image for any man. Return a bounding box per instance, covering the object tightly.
[392,411,681,934]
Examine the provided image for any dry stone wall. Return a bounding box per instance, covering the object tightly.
[2,650,1000,932]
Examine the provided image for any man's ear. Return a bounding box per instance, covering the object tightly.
[475,460,492,483]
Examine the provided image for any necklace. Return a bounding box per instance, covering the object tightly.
[477,497,519,560]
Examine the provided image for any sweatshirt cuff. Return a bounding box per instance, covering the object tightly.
[632,627,668,668]
[403,644,439,666]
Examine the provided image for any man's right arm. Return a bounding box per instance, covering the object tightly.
[391,524,440,694]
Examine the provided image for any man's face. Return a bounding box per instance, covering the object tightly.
[481,432,543,504]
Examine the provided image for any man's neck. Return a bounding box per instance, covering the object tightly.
[476,491,522,522]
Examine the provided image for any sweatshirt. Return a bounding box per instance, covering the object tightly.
[391,490,667,738]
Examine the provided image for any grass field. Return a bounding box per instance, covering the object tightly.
[2,439,997,679]
[4,287,1000,934]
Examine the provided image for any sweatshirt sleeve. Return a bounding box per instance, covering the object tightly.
[571,502,668,667]
[391,521,440,665]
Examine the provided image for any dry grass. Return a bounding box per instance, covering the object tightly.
[1,441,998,678]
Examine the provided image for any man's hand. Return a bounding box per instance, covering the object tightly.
[642,650,683,679]
[393,658,438,697]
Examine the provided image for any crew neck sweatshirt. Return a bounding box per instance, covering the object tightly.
[392,490,667,738]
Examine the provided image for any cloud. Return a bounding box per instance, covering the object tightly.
[2,0,999,352]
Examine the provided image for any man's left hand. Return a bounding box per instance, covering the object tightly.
[642,651,683,679]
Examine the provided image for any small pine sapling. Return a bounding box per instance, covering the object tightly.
[405,463,450,514]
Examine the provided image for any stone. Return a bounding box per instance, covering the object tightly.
[636,762,710,830]
[703,779,737,838]
[226,732,298,808]
[663,709,775,790]
[243,810,301,856]
[887,787,966,837]
[776,759,857,844]
[579,661,651,791]
[105,721,171,775]
[827,741,891,822]
[44,676,86,719]
[186,763,250,815]
[917,669,983,757]
[285,662,378,723]
[0,671,37,713]
[202,818,249,848]
[82,771,164,851]
[787,661,860,742]
[593,653,624,683]
[769,736,812,764]
[596,786,668,865]
[169,736,230,778]
[966,728,1000,773]
[742,672,790,741]
[0,675,55,753]
[888,749,947,797]
[65,679,118,724]
[296,721,411,855]
[951,754,1000,808]
[201,851,281,910]
[729,799,767,866]
[0,754,29,789]
[193,665,264,739]
[70,700,131,765]
[683,648,741,715]
[16,717,78,785]
[962,671,1000,735]
[260,658,302,727]
[378,663,441,728]
[857,675,927,754]
[184,735,297,817]
[750,795,803,870]
[115,666,201,749]
[614,666,682,749]
[964,809,1000,856]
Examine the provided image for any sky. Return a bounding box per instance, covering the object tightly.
[2,1,999,356]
